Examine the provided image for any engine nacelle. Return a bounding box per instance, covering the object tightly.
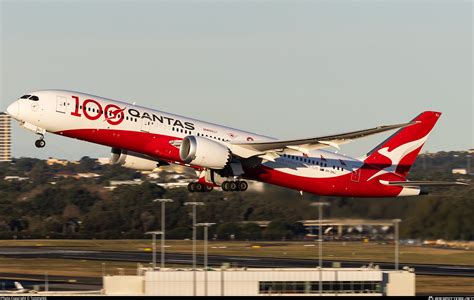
[179,136,231,169]
[110,148,160,171]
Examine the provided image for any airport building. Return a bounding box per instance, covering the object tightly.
[103,267,415,296]
[0,112,12,162]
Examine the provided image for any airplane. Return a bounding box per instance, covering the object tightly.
[5,90,467,197]
[1,281,35,294]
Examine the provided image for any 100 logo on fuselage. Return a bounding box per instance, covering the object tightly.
[70,95,195,130]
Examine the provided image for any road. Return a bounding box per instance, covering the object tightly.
[1,246,473,277]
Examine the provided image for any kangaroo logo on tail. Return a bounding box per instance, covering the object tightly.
[367,134,429,181]
[364,111,441,180]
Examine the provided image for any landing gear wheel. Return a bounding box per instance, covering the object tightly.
[187,182,196,193]
[195,183,204,192]
[35,139,46,148]
[229,181,238,191]
[221,181,230,191]
[188,182,214,193]
[238,181,248,191]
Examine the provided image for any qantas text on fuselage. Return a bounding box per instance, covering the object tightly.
[6,90,466,197]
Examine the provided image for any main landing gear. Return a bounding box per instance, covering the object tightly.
[187,182,214,193]
[187,181,249,193]
[34,135,46,148]
[221,180,248,192]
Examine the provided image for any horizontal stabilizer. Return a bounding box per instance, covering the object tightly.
[379,180,469,187]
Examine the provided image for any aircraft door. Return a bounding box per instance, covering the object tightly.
[56,96,67,113]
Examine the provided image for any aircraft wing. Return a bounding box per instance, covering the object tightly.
[229,121,416,158]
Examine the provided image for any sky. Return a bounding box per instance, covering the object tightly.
[1,0,472,160]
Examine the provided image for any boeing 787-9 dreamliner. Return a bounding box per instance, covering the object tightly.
[6,90,466,197]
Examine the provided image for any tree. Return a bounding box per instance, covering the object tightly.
[240,223,262,240]
[62,204,80,221]
[139,211,156,232]
[263,219,293,240]
[167,227,192,239]
[216,222,241,240]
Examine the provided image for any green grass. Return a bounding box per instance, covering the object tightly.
[416,275,474,295]
[0,257,139,278]
[0,239,472,266]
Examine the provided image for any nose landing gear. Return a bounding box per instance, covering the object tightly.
[35,135,46,148]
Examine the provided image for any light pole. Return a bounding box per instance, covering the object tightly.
[310,202,329,296]
[197,222,216,296]
[393,219,401,271]
[184,201,205,296]
[153,198,174,269]
[45,271,48,292]
[145,231,163,269]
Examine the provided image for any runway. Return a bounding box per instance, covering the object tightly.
[1,246,473,277]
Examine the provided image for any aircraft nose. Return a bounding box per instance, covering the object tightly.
[6,101,19,119]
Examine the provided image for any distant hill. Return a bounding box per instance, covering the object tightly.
[0,151,472,240]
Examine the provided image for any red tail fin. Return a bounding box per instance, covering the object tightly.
[364,111,441,178]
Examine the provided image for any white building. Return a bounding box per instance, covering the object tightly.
[103,267,415,296]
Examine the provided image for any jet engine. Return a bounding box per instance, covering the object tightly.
[179,136,231,169]
[110,148,161,171]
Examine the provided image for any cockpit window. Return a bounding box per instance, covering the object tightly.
[29,95,39,101]
[20,95,31,99]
